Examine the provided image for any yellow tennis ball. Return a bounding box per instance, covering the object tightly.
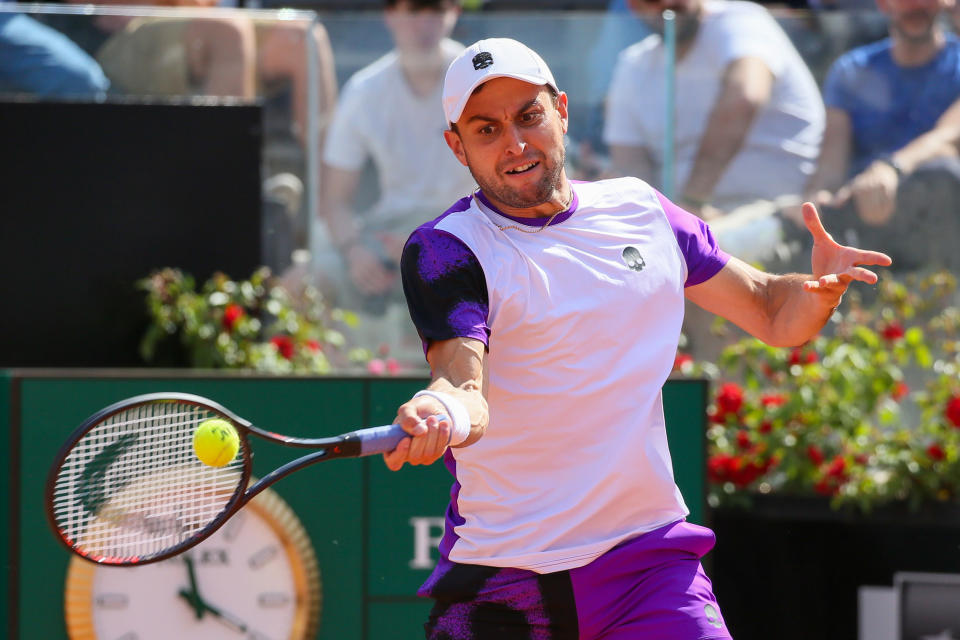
[193,419,240,467]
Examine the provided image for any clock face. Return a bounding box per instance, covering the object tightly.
[65,490,321,640]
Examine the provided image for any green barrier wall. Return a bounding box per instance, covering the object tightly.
[3,372,706,640]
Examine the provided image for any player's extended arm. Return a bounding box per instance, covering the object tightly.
[680,57,774,207]
[383,337,489,471]
[685,203,892,346]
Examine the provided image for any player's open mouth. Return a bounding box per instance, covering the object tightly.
[505,161,539,175]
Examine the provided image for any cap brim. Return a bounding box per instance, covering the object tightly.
[448,72,558,125]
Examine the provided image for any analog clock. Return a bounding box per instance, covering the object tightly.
[64,487,321,640]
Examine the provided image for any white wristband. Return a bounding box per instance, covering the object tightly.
[413,390,471,447]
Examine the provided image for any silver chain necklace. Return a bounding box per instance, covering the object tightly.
[492,191,572,234]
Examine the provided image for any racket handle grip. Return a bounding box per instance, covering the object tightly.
[356,415,450,456]
[357,424,407,456]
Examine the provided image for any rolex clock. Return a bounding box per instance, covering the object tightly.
[64,487,321,640]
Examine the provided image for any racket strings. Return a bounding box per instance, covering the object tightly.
[51,402,246,562]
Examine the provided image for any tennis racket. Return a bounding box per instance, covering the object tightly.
[45,392,428,566]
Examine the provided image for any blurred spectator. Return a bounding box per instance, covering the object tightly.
[604,0,824,222]
[51,0,337,146]
[312,0,475,317]
[0,12,109,97]
[563,0,651,179]
[804,0,960,270]
[60,0,256,99]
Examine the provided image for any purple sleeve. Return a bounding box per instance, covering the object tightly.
[400,225,490,349]
[654,190,730,287]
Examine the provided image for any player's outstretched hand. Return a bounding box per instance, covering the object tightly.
[383,399,451,471]
[801,202,892,305]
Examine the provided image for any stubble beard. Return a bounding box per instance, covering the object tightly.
[892,11,939,45]
[468,146,567,210]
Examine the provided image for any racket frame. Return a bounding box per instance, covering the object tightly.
[45,392,401,566]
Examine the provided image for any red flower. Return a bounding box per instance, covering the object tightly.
[881,322,905,342]
[707,453,771,488]
[761,393,787,408]
[807,445,825,466]
[814,478,837,496]
[891,382,909,402]
[736,430,752,450]
[788,347,818,366]
[386,358,401,375]
[759,420,773,434]
[946,396,960,428]
[673,352,694,371]
[826,456,847,478]
[305,339,321,353]
[270,335,294,360]
[222,303,244,331]
[732,460,764,487]
[708,409,726,424]
[927,443,946,461]
[716,383,744,416]
[707,453,733,484]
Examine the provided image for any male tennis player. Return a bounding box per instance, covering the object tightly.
[384,38,891,639]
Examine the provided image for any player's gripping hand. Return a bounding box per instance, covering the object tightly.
[383,397,452,471]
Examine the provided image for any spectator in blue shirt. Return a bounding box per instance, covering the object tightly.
[0,12,109,97]
[802,0,960,269]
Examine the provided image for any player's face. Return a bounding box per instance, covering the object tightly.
[881,0,950,42]
[385,1,460,55]
[444,78,569,216]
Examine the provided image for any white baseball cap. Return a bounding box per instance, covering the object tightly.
[442,38,559,125]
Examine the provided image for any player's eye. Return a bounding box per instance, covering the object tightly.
[478,124,496,136]
[520,111,543,124]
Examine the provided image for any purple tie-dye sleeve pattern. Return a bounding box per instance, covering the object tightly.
[654,190,730,287]
[400,222,490,349]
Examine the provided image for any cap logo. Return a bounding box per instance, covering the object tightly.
[472,52,494,70]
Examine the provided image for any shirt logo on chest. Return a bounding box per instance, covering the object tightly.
[621,246,646,272]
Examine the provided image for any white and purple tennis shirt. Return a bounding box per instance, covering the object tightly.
[400,177,730,574]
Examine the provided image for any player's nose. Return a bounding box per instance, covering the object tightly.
[502,124,527,155]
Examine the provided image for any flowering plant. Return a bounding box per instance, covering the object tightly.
[677,270,960,512]
[138,267,378,374]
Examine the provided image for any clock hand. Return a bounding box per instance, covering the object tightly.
[178,555,205,620]
[178,588,204,620]
[194,599,249,634]
[179,552,249,632]
[176,589,251,633]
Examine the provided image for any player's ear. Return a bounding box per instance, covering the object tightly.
[444,128,469,167]
[556,91,569,134]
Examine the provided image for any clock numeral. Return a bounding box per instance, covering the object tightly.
[248,545,278,570]
[95,593,129,609]
[198,548,230,566]
[257,592,291,608]
[222,511,247,542]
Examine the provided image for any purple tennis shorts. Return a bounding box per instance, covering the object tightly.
[418,520,732,640]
